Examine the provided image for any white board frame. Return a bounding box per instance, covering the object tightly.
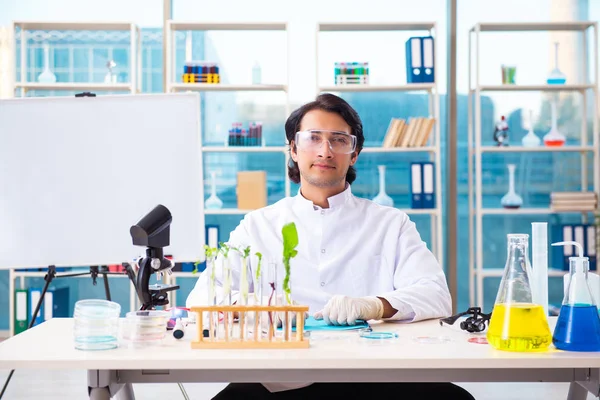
[0,93,204,268]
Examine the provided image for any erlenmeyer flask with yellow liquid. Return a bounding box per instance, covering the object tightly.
[487,234,552,352]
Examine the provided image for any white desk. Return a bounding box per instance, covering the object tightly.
[0,317,598,400]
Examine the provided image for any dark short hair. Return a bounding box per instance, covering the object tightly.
[285,93,364,184]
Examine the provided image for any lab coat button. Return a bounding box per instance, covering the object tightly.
[321,249,326,254]
[320,282,325,287]
[321,210,325,215]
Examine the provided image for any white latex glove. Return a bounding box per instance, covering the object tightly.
[313,295,384,325]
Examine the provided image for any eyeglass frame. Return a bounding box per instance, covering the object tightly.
[293,129,357,155]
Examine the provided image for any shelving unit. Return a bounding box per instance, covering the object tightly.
[468,21,599,308]
[316,22,443,264]
[164,21,291,301]
[10,21,141,96]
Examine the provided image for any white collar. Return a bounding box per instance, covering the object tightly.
[294,183,353,211]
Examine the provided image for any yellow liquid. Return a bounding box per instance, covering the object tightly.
[486,303,552,352]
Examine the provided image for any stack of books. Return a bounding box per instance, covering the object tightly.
[382,117,435,148]
[550,192,598,212]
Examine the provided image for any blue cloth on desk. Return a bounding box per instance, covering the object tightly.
[285,316,368,332]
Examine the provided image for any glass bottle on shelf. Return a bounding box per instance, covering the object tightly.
[372,165,394,207]
[500,164,523,209]
[487,234,552,352]
[521,110,541,147]
[205,171,223,209]
[543,101,566,147]
[37,43,57,83]
[547,42,567,85]
[104,60,117,84]
[252,61,262,84]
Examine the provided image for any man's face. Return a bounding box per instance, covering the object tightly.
[291,109,357,189]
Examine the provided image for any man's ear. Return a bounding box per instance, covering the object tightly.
[349,151,358,166]
[290,141,299,162]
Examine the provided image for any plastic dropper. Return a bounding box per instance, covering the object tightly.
[550,241,600,351]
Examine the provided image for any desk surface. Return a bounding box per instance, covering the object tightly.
[1,317,599,371]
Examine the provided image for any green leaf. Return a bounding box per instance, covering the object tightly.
[282,222,298,254]
[243,246,251,258]
[281,222,298,304]
[255,252,263,279]
[219,242,230,257]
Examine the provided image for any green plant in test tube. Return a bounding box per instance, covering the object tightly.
[254,252,263,302]
[282,222,298,305]
[238,246,251,305]
[219,242,232,303]
[202,245,218,301]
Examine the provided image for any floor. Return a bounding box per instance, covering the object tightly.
[0,370,598,399]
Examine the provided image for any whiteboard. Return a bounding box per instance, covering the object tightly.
[0,93,204,268]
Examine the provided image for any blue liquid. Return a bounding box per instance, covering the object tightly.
[553,305,600,352]
[547,78,566,84]
[74,335,118,351]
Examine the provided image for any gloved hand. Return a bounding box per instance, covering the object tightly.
[313,295,384,325]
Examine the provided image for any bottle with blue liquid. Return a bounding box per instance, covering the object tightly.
[551,241,600,352]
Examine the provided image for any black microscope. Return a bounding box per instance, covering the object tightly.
[128,204,180,310]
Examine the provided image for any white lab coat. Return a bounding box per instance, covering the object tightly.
[186,185,451,322]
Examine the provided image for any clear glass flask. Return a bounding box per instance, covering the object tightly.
[551,241,600,351]
[500,164,523,209]
[543,101,566,147]
[547,42,567,85]
[372,165,394,207]
[38,43,57,83]
[205,171,223,209]
[521,110,541,147]
[487,234,553,352]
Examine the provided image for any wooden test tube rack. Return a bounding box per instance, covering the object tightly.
[191,305,310,349]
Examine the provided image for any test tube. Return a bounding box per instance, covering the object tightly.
[239,254,250,341]
[266,260,279,341]
[252,254,264,340]
[206,255,218,339]
[532,222,549,316]
[222,257,233,340]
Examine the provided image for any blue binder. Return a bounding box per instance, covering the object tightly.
[551,224,597,271]
[405,37,423,83]
[421,36,435,83]
[45,287,70,319]
[28,288,44,327]
[409,162,423,208]
[422,162,435,209]
[405,36,435,84]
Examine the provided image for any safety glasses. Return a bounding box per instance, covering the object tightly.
[294,130,357,155]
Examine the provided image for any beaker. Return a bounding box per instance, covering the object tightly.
[487,234,552,352]
[551,241,600,351]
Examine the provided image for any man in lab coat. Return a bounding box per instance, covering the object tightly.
[188,93,475,400]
